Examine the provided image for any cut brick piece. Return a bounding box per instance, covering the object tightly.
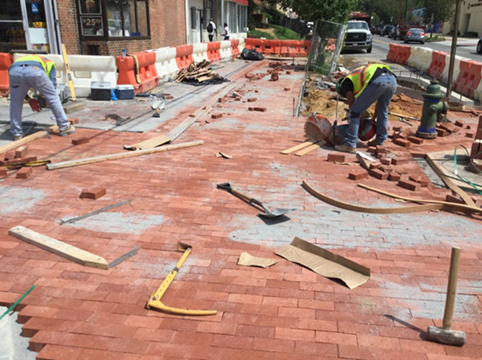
[15,146,28,158]
[369,162,381,169]
[211,113,223,119]
[367,146,377,154]
[388,172,401,181]
[72,137,90,146]
[254,107,267,112]
[446,194,464,204]
[398,179,420,191]
[0,168,7,176]
[381,158,391,165]
[284,88,290,91]
[327,154,345,163]
[391,157,410,165]
[68,118,79,125]
[247,98,257,102]
[410,149,426,158]
[286,71,292,74]
[80,188,106,200]
[376,146,386,154]
[164,96,174,100]
[409,175,421,183]
[16,167,32,179]
[348,170,368,180]
[466,132,474,138]
[393,126,402,132]
[189,114,196,117]
[369,169,388,180]
[398,128,412,139]
[454,120,464,127]
[380,166,393,173]
[393,138,411,148]
[4,151,15,161]
[218,98,226,103]
[407,136,424,144]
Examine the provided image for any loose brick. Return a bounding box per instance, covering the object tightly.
[284,88,290,91]
[248,107,254,111]
[393,138,411,148]
[369,168,388,180]
[466,125,471,130]
[369,162,381,169]
[0,156,37,166]
[218,98,225,103]
[0,168,7,176]
[68,118,79,125]
[367,146,377,154]
[348,170,368,180]
[327,153,345,163]
[446,194,464,204]
[80,188,106,200]
[398,128,412,139]
[211,113,222,119]
[393,126,402,132]
[410,149,426,158]
[235,97,241,101]
[164,96,174,100]
[376,146,386,154]
[455,120,464,127]
[15,146,28,158]
[398,179,420,191]
[391,157,410,165]
[466,132,474,138]
[270,73,279,81]
[286,71,292,75]
[381,158,391,165]
[3,151,15,161]
[376,153,385,159]
[436,128,448,137]
[388,172,401,182]
[189,114,196,117]
[254,107,267,112]
[380,166,393,173]
[72,137,90,146]
[387,130,395,138]
[247,98,257,102]
[407,136,424,144]
[16,167,32,179]
[202,106,207,110]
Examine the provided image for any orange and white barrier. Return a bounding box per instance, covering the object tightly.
[192,43,208,62]
[207,42,221,63]
[0,53,13,96]
[154,47,178,83]
[220,40,232,61]
[175,44,194,70]
[116,51,160,94]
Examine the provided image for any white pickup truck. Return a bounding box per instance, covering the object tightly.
[343,20,372,53]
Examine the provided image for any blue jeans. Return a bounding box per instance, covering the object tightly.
[344,73,397,148]
[9,64,69,137]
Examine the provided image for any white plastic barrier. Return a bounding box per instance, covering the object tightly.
[220,40,232,61]
[68,55,117,98]
[440,55,467,85]
[192,43,208,62]
[154,46,178,83]
[406,47,432,72]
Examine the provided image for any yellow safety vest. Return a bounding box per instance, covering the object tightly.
[344,64,391,98]
[14,55,56,77]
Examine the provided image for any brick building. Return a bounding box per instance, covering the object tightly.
[0,0,247,56]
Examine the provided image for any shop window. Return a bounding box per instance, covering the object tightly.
[77,0,149,39]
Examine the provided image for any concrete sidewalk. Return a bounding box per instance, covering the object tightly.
[0,57,481,360]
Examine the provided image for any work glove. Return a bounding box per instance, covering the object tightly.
[28,98,42,113]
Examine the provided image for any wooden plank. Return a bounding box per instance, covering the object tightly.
[0,126,58,155]
[295,140,326,157]
[280,141,314,154]
[8,226,109,269]
[426,153,477,208]
[47,140,204,170]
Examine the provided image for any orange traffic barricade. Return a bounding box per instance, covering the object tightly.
[116,51,160,94]
[0,53,13,96]
[427,51,447,80]
[176,44,194,70]
[207,42,221,63]
[453,60,482,97]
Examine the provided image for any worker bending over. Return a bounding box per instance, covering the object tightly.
[335,63,397,153]
[9,55,75,140]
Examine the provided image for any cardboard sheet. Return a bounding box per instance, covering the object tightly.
[238,252,277,268]
[276,237,370,289]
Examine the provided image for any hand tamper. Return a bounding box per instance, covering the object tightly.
[427,247,466,346]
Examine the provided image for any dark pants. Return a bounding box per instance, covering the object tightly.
[209,35,214,42]
[224,36,230,40]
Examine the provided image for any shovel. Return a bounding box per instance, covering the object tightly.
[217,182,296,218]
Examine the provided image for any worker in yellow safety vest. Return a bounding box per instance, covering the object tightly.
[8,54,75,140]
[335,64,397,153]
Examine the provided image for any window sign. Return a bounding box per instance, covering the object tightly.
[79,0,102,15]
[31,3,39,14]
[81,16,104,36]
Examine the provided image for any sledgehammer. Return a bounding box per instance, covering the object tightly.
[427,247,466,346]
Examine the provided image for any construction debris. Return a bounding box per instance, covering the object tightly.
[238,252,277,268]
[174,60,228,85]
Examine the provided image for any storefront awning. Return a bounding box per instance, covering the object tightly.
[231,0,248,6]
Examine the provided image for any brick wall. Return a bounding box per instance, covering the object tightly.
[56,0,187,56]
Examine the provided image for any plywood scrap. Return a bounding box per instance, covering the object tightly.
[238,252,277,268]
[295,140,326,157]
[8,226,109,270]
[302,180,443,214]
[276,237,370,289]
[280,141,315,154]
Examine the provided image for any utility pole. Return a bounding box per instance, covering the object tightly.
[398,0,403,24]
[446,0,462,97]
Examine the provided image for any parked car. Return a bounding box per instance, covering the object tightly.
[370,25,376,34]
[404,28,426,44]
[381,25,395,37]
[373,24,383,35]
[389,25,398,39]
[477,38,482,54]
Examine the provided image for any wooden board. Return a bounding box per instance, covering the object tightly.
[280,141,314,155]
[48,140,204,170]
[8,226,109,269]
[0,126,57,155]
[295,141,325,157]
[124,135,172,151]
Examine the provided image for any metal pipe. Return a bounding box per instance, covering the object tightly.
[446,0,462,97]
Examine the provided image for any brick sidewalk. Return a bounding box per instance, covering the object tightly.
[0,60,481,360]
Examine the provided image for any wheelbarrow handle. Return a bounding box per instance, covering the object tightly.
[229,188,263,206]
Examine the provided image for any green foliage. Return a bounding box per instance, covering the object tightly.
[465,31,478,38]
[263,7,285,25]
[267,0,359,23]
[247,29,275,39]
[422,0,455,25]
[427,35,445,41]
[270,24,301,40]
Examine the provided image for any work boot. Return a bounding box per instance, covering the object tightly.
[13,135,23,141]
[367,139,383,147]
[58,125,75,137]
[334,144,356,153]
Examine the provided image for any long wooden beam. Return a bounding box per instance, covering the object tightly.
[47,140,204,170]
[0,126,58,154]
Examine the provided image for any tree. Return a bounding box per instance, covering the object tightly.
[265,0,360,23]
[422,0,456,26]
